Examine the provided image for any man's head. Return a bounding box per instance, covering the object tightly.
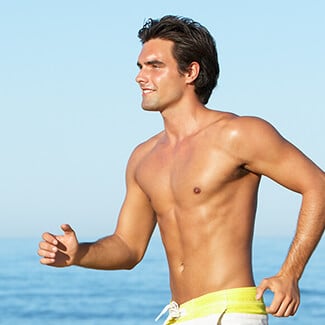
[138,15,219,105]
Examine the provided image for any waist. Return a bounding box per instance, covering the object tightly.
[170,269,255,304]
[179,287,266,318]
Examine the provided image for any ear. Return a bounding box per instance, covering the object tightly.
[185,62,200,84]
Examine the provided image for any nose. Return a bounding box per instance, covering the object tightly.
[135,68,148,85]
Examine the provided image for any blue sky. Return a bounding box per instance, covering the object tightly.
[0,1,324,239]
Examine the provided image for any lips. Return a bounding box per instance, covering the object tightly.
[142,88,155,94]
[140,85,156,94]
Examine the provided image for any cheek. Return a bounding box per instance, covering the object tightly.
[157,72,183,90]
[153,70,168,84]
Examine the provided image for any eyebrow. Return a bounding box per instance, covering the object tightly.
[137,60,165,68]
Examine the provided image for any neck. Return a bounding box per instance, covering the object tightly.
[160,99,208,143]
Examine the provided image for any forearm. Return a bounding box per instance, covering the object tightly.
[75,234,139,270]
[279,189,325,280]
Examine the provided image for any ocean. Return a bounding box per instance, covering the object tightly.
[0,235,324,324]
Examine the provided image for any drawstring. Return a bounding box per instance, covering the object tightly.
[155,301,183,322]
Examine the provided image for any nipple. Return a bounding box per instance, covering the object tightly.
[193,187,201,194]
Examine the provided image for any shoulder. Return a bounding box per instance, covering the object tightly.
[126,131,164,171]
[211,113,287,168]
[218,113,278,135]
[218,114,283,145]
[205,109,275,131]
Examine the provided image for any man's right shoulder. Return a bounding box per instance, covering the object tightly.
[128,131,164,163]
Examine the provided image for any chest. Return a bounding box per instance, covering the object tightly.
[135,139,244,211]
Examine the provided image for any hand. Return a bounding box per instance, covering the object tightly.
[38,224,79,267]
[256,274,300,317]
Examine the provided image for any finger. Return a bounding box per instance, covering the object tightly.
[273,297,294,317]
[42,232,58,245]
[38,247,56,259]
[39,257,56,265]
[266,292,284,315]
[256,279,268,300]
[38,242,58,257]
[255,287,265,300]
[38,241,58,253]
[278,296,300,317]
[292,300,300,315]
[60,224,74,234]
[283,303,295,317]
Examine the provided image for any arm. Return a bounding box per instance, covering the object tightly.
[38,146,157,270]
[231,117,325,317]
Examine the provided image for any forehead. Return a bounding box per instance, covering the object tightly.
[137,38,176,63]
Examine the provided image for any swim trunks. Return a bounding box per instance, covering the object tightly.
[156,287,268,325]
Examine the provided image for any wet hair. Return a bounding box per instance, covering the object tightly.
[138,15,219,105]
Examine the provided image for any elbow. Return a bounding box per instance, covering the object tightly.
[124,254,143,270]
[114,232,147,270]
[124,262,138,270]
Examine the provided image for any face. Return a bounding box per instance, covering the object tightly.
[136,39,187,112]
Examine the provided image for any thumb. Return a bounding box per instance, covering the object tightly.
[256,280,268,300]
[60,224,74,234]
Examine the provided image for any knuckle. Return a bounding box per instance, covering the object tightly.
[277,291,285,299]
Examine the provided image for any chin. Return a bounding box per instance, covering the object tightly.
[141,103,161,112]
[142,107,159,112]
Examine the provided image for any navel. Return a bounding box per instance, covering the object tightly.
[179,262,185,273]
[193,187,201,194]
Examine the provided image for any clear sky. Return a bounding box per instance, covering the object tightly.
[0,1,324,239]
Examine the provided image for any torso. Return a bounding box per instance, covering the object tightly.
[134,111,261,304]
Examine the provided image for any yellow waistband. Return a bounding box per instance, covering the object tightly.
[177,287,266,322]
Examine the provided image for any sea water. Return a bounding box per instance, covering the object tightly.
[0,235,324,324]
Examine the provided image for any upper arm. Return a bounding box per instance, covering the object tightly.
[230,116,325,195]
[114,146,157,263]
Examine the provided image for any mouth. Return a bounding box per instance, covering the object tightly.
[141,88,155,95]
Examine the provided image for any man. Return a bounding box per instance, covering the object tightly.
[38,16,325,324]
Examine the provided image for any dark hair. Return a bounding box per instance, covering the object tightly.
[138,15,219,105]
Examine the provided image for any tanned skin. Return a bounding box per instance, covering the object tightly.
[38,39,325,318]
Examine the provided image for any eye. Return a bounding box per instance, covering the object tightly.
[149,61,164,69]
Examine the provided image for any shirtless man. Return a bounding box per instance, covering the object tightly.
[38,16,325,324]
